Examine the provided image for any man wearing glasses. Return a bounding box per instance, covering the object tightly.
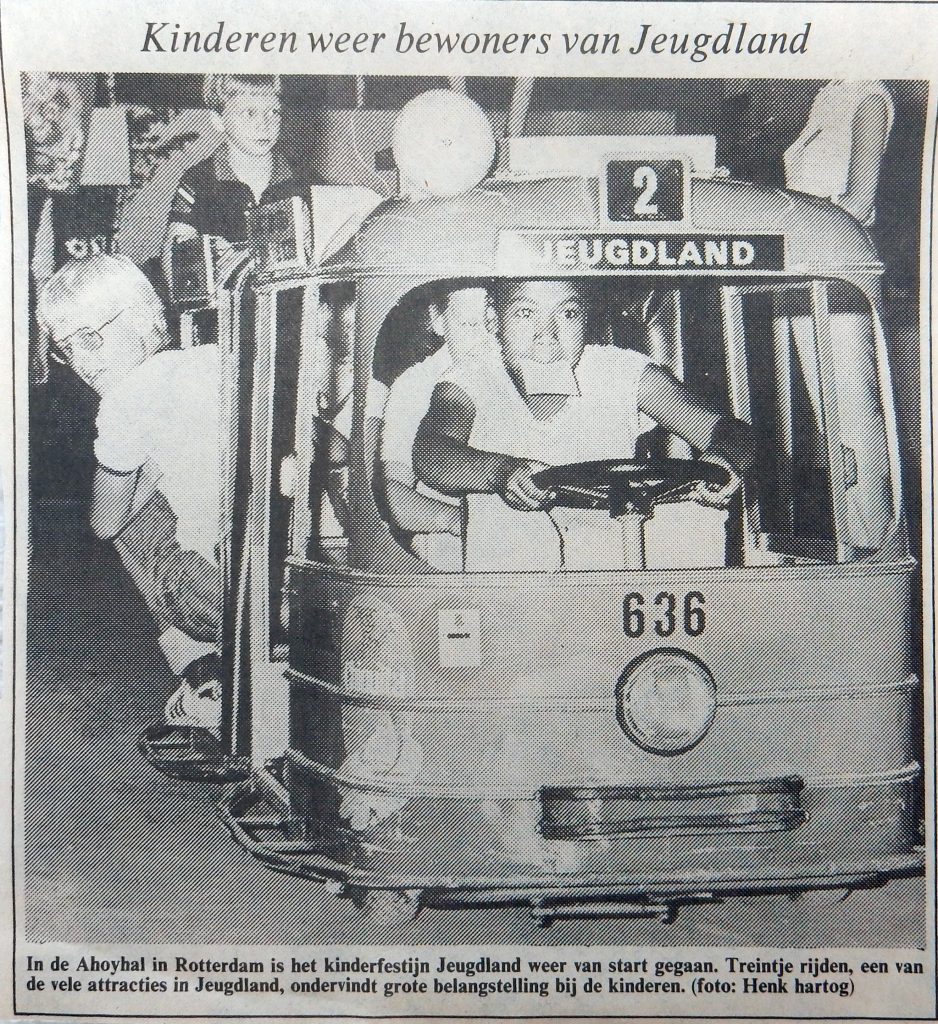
[37,253,223,734]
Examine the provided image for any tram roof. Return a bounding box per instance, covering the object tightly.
[322,174,882,279]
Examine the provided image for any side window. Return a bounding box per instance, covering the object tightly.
[258,281,357,658]
[304,282,356,564]
[737,282,893,559]
[826,281,894,550]
[267,287,305,656]
[741,287,836,556]
[680,285,731,417]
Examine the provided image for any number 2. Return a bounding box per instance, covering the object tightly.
[633,165,659,216]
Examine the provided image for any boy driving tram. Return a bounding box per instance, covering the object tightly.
[414,277,756,571]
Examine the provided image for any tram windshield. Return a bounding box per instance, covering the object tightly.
[294,275,895,574]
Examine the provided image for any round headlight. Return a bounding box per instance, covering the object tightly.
[616,650,716,755]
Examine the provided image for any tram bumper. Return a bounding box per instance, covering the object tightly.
[216,756,922,915]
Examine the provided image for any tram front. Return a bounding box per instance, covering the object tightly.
[219,124,922,921]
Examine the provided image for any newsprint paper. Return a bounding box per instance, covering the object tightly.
[0,0,936,1020]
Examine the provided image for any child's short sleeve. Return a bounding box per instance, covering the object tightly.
[94,386,147,474]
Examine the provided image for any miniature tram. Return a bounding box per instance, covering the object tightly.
[145,93,923,922]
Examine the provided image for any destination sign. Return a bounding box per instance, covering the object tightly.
[498,231,785,273]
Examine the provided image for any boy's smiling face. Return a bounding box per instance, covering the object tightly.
[218,89,282,158]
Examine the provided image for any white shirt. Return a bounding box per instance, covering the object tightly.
[95,346,220,562]
[445,344,652,464]
[382,343,500,512]
[783,80,894,224]
[381,344,454,474]
[443,345,652,571]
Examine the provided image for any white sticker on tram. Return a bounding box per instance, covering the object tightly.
[438,609,482,669]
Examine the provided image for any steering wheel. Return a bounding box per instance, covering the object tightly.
[531,458,733,518]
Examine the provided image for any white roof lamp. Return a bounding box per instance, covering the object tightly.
[392,90,496,198]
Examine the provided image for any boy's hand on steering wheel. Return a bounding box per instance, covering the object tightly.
[692,454,741,509]
[498,458,553,511]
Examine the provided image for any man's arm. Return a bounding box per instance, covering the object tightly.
[414,382,551,511]
[836,93,890,225]
[89,465,139,540]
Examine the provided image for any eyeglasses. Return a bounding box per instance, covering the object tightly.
[49,307,128,365]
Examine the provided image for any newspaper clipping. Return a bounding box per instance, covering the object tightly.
[1,0,935,1020]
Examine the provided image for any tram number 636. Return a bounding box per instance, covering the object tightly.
[623,591,706,638]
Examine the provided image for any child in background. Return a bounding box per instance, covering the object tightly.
[162,74,308,282]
